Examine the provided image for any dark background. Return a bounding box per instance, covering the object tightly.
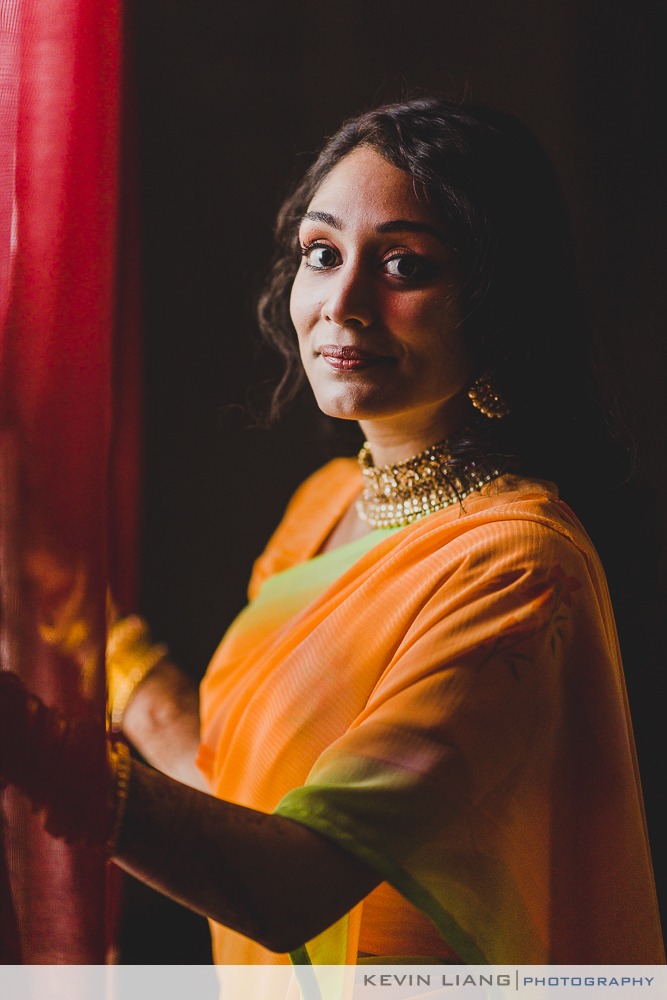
[120,0,666,962]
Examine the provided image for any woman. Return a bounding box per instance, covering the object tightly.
[1,97,663,969]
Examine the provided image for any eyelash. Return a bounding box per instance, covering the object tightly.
[299,241,430,279]
[300,241,338,271]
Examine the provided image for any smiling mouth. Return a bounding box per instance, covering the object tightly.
[318,345,392,372]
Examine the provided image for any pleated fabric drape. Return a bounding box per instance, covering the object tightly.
[0,0,139,964]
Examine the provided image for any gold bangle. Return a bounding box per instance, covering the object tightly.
[107,616,169,733]
[106,740,132,858]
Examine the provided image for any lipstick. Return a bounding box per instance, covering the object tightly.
[318,344,389,372]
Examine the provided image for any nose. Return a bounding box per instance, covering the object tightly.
[321,259,374,329]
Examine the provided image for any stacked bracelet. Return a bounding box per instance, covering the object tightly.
[106,740,132,857]
[106,616,168,733]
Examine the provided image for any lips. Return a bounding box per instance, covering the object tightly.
[318,344,390,372]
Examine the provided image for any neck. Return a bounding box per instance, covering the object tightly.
[357,393,473,468]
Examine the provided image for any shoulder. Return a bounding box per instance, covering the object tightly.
[470,497,599,589]
[377,501,611,687]
[402,475,595,566]
[390,485,603,611]
[247,458,362,600]
[450,508,597,589]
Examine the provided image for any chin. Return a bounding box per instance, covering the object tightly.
[313,386,394,422]
[308,363,408,420]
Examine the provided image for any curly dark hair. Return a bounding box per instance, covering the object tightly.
[257,96,631,506]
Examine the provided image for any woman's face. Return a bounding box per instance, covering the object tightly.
[290,146,473,440]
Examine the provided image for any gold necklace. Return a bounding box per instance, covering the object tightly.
[356,434,505,529]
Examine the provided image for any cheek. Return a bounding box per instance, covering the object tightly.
[384,289,460,345]
[289,271,319,340]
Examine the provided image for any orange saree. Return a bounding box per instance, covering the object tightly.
[198,458,663,966]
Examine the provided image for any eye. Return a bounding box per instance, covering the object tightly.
[301,243,340,270]
[383,253,429,279]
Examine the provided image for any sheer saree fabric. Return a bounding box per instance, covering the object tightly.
[198,458,663,967]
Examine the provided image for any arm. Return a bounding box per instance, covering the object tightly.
[106,613,208,791]
[114,759,382,954]
[122,660,209,792]
[0,670,381,954]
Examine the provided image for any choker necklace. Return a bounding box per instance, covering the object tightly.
[356,433,506,529]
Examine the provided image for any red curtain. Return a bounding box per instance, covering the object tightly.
[0,0,139,963]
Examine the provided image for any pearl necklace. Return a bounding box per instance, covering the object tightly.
[356,434,505,529]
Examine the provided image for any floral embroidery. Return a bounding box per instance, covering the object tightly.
[476,564,582,680]
[547,564,581,606]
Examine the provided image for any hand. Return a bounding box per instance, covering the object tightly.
[0,671,109,845]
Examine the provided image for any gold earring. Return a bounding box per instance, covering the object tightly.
[468,370,510,419]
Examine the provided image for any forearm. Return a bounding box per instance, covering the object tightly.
[122,661,208,792]
[113,759,381,953]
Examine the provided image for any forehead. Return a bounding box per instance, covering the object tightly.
[306,146,434,224]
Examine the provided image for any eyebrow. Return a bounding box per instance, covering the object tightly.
[300,212,449,245]
[376,219,449,245]
[301,211,342,229]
